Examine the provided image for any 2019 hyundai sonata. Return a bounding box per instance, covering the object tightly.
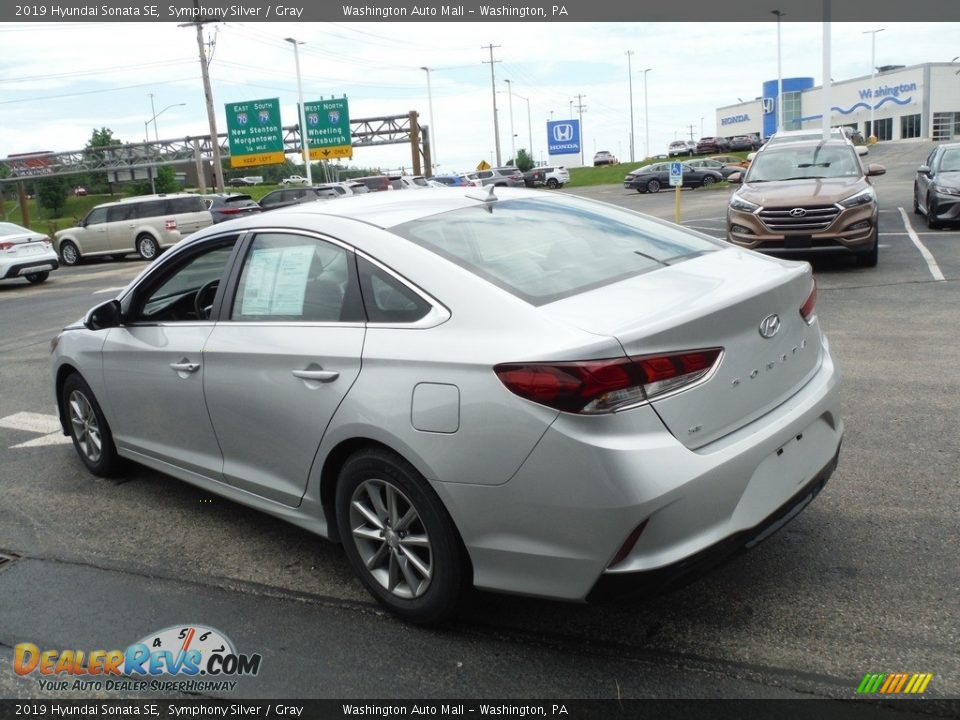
[51,188,842,623]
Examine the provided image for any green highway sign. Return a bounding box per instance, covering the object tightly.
[303,98,353,160]
[225,98,285,168]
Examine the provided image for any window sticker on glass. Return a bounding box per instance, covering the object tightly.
[239,244,314,316]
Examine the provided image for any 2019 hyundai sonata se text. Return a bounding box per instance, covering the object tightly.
[51,188,843,623]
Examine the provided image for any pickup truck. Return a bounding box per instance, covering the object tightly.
[281,175,309,185]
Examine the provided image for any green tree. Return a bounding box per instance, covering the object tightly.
[85,127,121,194]
[36,176,70,218]
[514,149,534,172]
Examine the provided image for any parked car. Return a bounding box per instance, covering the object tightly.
[696,137,729,154]
[52,187,842,625]
[202,194,263,224]
[623,162,724,193]
[73,187,88,196]
[229,176,263,187]
[726,139,885,267]
[429,175,473,187]
[593,151,618,166]
[54,193,213,266]
[259,186,339,211]
[281,175,310,186]
[668,141,697,157]
[524,166,570,189]
[727,136,760,152]
[475,167,525,187]
[459,173,483,187]
[353,175,398,192]
[914,142,960,229]
[709,154,749,168]
[685,159,742,179]
[0,221,59,284]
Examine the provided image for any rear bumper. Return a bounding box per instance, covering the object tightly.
[1,257,59,279]
[435,336,843,601]
[588,445,838,600]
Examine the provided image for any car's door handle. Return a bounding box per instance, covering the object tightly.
[169,362,200,373]
[292,369,340,382]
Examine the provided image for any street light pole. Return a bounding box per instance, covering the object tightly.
[772,10,785,133]
[144,102,186,193]
[504,79,516,165]
[642,68,652,160]
[285,37,312,186]
[420,66,436,171]
[863,28,885,141]
[626,50,635,162]
[513,91,533,163]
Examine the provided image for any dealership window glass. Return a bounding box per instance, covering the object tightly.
[872,118,893,142]
[932,112,958,141]
[232,233,354,323]
[782,91,803,131]
[900,114,921,140]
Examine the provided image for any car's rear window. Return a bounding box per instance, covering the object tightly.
[391,197,722,306]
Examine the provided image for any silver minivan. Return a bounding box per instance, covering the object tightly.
[54,194,213,265]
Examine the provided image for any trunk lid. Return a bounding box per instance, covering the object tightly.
[541,248,822,449]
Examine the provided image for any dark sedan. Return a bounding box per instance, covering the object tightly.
[914,142,960,229]
[685,159,743,179]
[696,137,729,154]
[202,194,263,223]
[259,186,339,211]
[623,162,724,193]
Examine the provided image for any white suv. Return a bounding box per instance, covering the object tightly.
[54,194,213,265]
[539,166,570,189]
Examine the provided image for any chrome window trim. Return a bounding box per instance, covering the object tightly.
[354,248,451,330]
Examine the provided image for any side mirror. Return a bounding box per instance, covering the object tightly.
[867,164,886,177]
[855,146,869,156]
[83,299,123,331]
[727,172,743,184]
[746,152,757,163]
[917,165,931,177]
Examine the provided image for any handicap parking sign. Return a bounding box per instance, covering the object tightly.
[669,162,683,187]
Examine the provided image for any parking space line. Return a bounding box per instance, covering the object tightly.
[93,286,127,295]
[897,207,945,281]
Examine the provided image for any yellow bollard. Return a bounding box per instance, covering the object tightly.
[674,183,681,224]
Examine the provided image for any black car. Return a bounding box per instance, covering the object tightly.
[914,142,960,229]
[202,194,262,223]
[685,159,743,179]
[228,178,255,187]
[623,162,724,193]
[695,137,729,154]
[258,187,338,211]
[523,168,546,187]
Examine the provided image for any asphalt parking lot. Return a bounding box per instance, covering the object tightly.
[0,141,957,703]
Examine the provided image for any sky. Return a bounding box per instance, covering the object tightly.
[1,21,958,175]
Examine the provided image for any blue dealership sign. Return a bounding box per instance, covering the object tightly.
[547,119,581,155]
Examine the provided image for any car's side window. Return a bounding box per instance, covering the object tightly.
[134,240,238,323]
[85,207,108,226]
[356,256,431,324]
[107,205,136,223]
[231,233,361,323]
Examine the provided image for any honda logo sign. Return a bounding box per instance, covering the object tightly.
[546,119,581,156]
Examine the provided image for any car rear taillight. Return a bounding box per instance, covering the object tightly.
[800,279,817,324]
[0,241,13,252]
[165,219,177,230]
[494,348,723,414]
[219,208,245,215]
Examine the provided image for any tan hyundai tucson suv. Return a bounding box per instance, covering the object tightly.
[726,140,885,267]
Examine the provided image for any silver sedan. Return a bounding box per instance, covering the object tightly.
[51,188,842,623]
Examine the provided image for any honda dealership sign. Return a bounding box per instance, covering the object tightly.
[547,119,581,156]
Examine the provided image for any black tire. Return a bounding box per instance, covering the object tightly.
[926,195,940,229]
[137,234,160,261]
[25,271,49,284]
[335,448,468,624]
[61,373,122,477]
[912,184,921,215]
[701,175,716,187]
[59,241,80,266]
[546,178,559,189]
[646,179,661,194]
[855,232,879,268]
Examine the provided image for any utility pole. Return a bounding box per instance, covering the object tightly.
[863,28,884,141]
[687,124,696,141]
[626,50,635,162]
[482,44,502,167]
[573,94,587,167]
[772,10,785,134]
[181,14,225,193]
[504,79,516,165]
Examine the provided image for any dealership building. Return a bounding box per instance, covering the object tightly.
[715,62,960,142]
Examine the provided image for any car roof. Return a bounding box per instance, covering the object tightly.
[189,187,542,234]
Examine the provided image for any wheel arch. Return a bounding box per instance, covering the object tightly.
[54,363,82,434]
[318,436,474,581]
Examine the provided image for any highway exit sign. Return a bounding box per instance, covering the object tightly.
[304,98,352,160]
[225,98,285,168]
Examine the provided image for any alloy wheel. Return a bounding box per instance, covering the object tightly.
[69,390,102,464]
